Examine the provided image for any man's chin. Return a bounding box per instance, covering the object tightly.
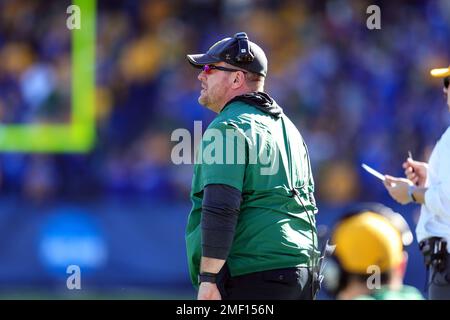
[198,95,208,107]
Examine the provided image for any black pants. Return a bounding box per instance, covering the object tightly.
[217,264,315,300]
[420,237,450,299]
[428,253,450,300]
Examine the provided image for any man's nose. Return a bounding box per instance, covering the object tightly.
[198,71,206,81]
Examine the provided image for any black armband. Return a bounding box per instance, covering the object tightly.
[201,184,242,260]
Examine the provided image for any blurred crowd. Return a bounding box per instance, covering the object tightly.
[0,0,449,206]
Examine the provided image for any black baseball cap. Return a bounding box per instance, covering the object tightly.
[187,32,268,77]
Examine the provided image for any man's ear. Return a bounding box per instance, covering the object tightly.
[231,71,245,89]
[399,251,408,277]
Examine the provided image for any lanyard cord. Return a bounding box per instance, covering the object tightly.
[292,189,318,299]
[279,117,318,299]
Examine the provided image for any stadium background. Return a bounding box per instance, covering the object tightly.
[0,0,449,299]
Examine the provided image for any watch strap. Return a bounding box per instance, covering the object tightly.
[198,272,217,284]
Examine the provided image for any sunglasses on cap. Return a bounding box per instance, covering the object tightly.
[201,64,247,74]
[444,76,449,89]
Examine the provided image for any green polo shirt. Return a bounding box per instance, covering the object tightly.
[185,100,318,287]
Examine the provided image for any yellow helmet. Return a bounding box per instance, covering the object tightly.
[332,211,403,274]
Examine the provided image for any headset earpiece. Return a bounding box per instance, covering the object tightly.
[234,32,254,63]
[322,255,348,298]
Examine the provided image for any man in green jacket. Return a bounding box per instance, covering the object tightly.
[185,32,319,300]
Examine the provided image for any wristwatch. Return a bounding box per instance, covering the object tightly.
[408,185,417,203]
[198,272,217,284]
